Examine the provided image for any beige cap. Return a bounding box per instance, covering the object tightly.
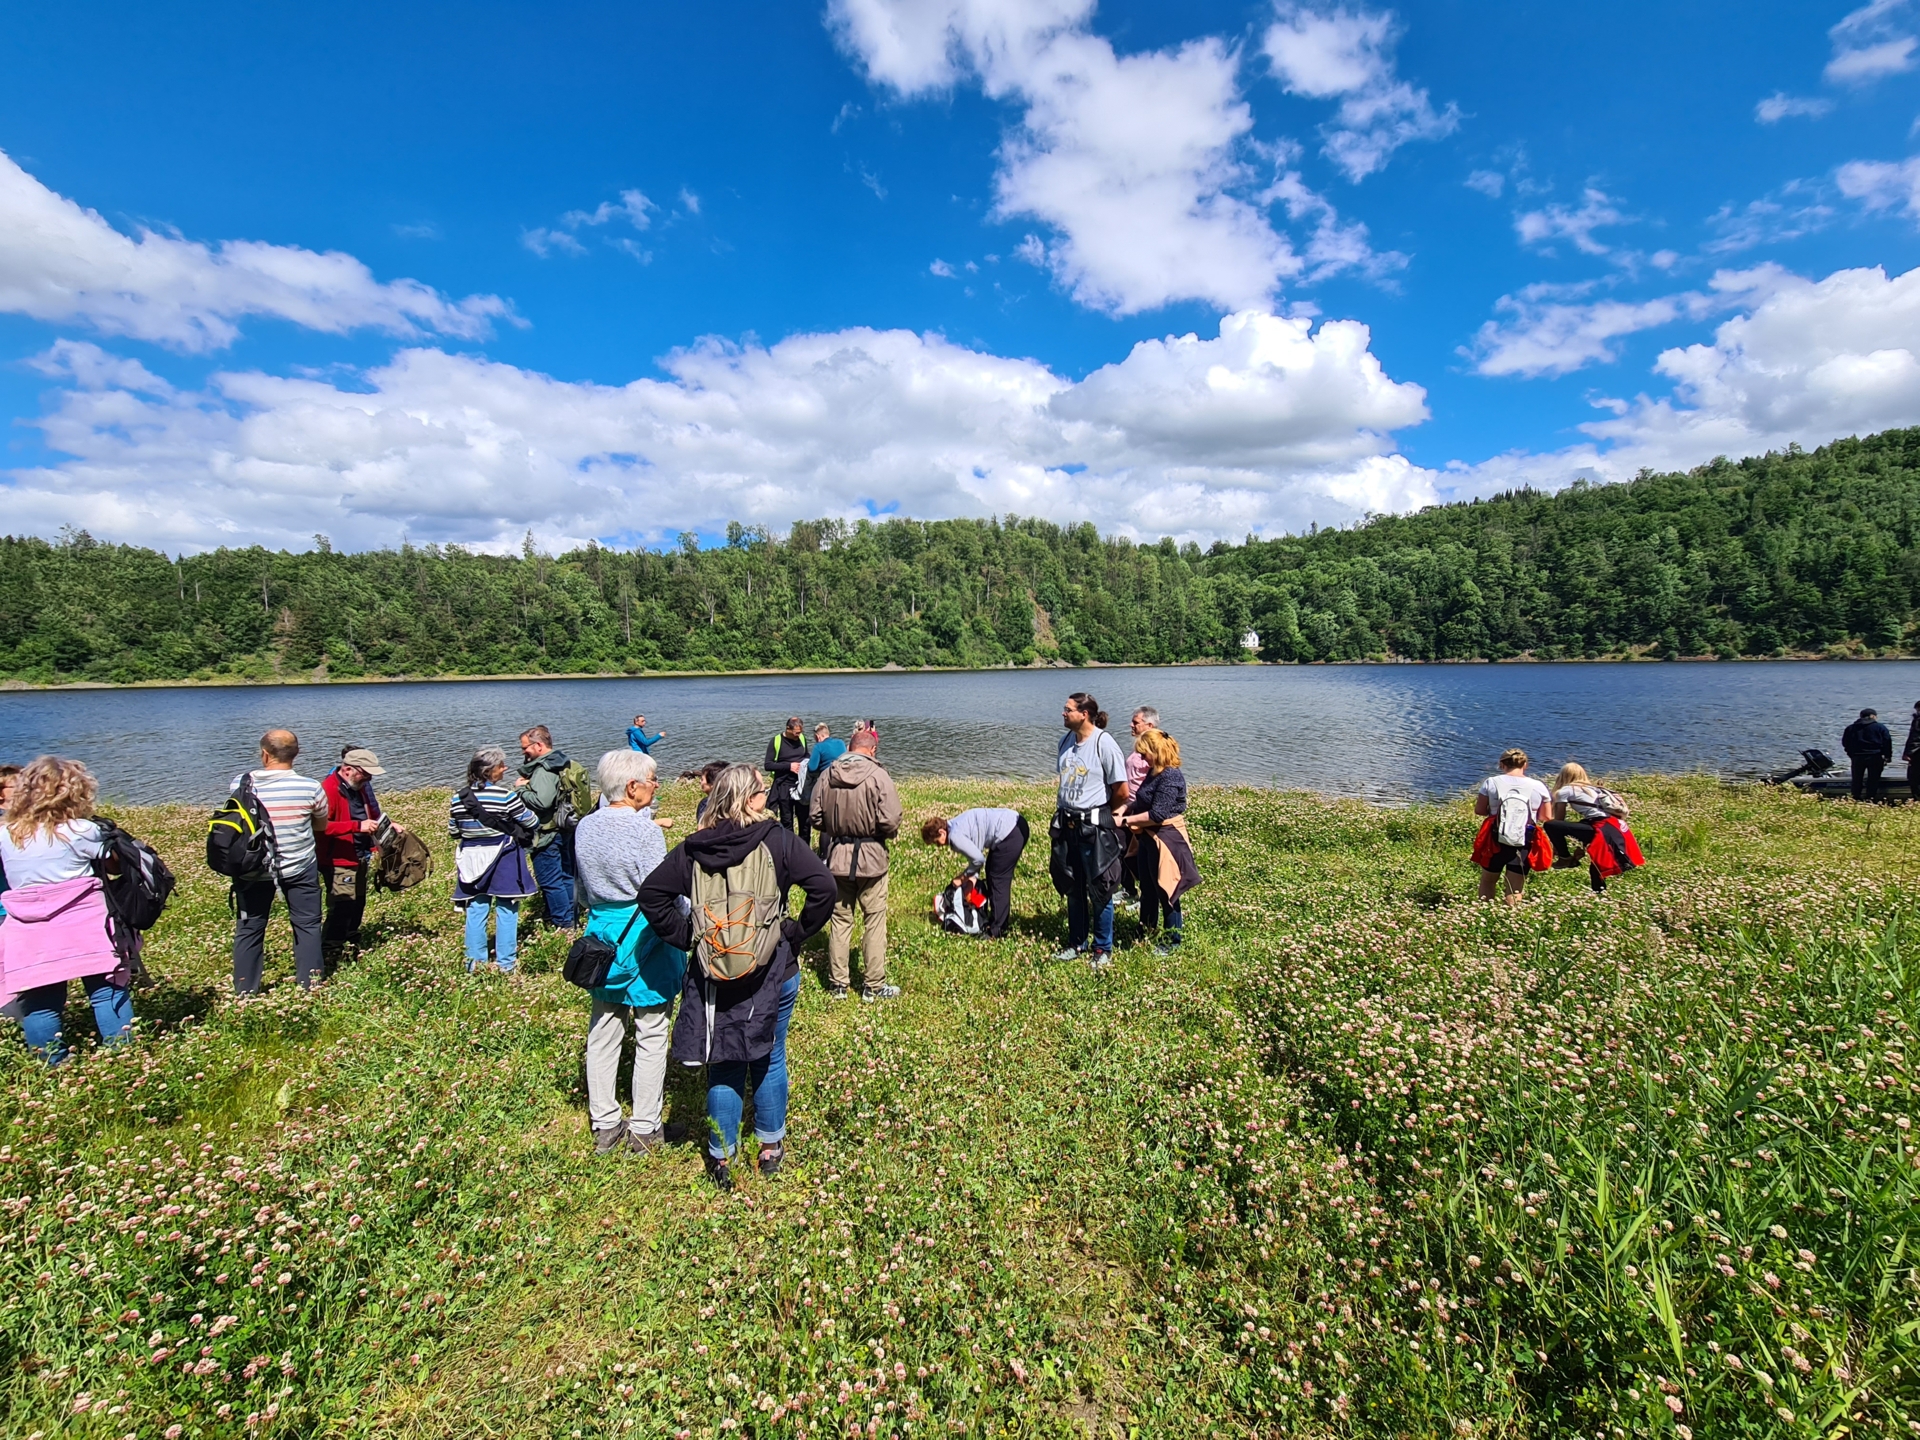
[340,748,386,775]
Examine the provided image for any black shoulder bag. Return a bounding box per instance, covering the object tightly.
[564,907,645,991]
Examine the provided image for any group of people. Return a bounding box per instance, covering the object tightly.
[1840,702,1920,801]
[1472,748,1645,903]
[5,690,1660,1191]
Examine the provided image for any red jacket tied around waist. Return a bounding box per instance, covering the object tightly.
[1471,816,1553,872]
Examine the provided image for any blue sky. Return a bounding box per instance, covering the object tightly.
[3,0,1920,552]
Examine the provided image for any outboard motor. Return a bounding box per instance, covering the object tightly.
[1765,748,1837,785]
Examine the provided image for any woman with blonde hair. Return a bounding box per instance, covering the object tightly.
[637,763,835,1189]
[1544,761,1643,895]
[1119,728,1199,955]
[0,756,132,1062]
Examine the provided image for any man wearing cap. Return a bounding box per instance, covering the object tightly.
[321,746,386,958]
[1842,707,1894,803]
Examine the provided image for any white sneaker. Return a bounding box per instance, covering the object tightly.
[1053,944,1084,962]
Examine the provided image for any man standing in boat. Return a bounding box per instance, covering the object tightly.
[1842,707,1893,803]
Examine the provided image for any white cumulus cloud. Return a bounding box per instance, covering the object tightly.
[1451,263,1920,493]
[1514,187,1628,256]
[1837,154,1920,219]
[1261,3,1459,182]
[9,312,1436,552]
[1826,0,1918,84]
[1755,92,1835,123]
[0,150,514,352]
[1466,285,1716,379]
[829,0,1363,315]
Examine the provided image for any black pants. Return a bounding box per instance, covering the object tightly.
[1542,820,1607,892]
[322,861,368,953]
[233,865,324,993]
[1135,837,1184,938]
[981,816,1029,939]
[773,789,811,844]
[1852,756,1886,801]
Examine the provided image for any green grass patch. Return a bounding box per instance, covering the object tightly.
[1,777,1915,1437]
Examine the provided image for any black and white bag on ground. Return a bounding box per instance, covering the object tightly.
[933,877,989,937]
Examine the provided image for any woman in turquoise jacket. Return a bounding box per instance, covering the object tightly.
[573,750,686,1155]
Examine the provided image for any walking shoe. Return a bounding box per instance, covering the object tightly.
[825,985,850,1000]
[1087,950,1113,971]
[663,1119,693,1144]
[1550,856,1580,870]
[1053,944,1085,962]
[758,1142,785,1178]
[1151,941,1181,958]
[625,1125,665,1156]
[861,984,902,1003]
[592,1122,627,1155]
[704,1152,733,1192]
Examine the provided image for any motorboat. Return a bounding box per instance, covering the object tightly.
[1763,748,1912,801]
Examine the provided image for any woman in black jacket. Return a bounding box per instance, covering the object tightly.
[637,764,835,1189]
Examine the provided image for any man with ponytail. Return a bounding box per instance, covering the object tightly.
[1050,693,1128,969]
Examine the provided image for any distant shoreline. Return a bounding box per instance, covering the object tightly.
[3,650,1915,694]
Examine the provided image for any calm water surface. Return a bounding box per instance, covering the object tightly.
[3,663,1915,807]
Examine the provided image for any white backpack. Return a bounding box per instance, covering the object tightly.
[1493,778,1532,848]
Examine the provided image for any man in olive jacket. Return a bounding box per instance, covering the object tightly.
[809,724,902,1001]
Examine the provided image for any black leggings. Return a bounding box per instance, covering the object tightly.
[980,816,1030,939]
[1542,820,1607,892]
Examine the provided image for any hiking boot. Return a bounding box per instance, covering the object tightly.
[663,1119,693,1144]
[625,1125,665,1156]
[1053,944,1085,962]
[860,984,901,1003]
[758,1142,785,1178]
[1550,856,1580,870]
[1087,950,1113,971]
[825,985,850,1000]
[704,1151,733,1192]
[592,1122,627,1155]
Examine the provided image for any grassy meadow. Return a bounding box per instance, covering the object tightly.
[2,775,1917,1438]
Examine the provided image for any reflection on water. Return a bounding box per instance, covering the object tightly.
[3,661,1915,807]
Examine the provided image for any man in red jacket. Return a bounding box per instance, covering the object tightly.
[320,747,385,961]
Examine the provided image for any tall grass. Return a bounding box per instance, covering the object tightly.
[0,775,1914,1437]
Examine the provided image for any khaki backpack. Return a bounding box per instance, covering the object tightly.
[374,825,433,892]
[689,844,786,981]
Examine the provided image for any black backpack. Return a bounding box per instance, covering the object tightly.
[206,774,273,880]
[92,817,175,983]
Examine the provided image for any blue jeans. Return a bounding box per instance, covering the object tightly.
[1065,826,1114,953]
[705,972,801,1160]
[463,898,520,971]
[530,838,576,928]
[19,976,133,1065]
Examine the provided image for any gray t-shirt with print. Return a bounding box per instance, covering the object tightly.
[1057,729,1128,811]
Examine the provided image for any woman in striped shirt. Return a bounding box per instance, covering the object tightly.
[448,747,539,972]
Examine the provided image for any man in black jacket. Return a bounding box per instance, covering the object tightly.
[636,764,834,1190]
[764,716,812,842]
[1842,707,1894,802]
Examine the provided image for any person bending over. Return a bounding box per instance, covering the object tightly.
[921,805,1029,940]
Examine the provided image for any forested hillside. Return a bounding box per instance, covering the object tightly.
[5,428,1920,683]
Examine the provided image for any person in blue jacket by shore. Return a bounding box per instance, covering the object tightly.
[626,713,666,755]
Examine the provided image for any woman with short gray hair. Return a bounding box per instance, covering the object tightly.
[573,749,685,1155]
[449,746,538,972]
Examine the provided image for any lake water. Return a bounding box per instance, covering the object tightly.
[3,662,1916,807]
